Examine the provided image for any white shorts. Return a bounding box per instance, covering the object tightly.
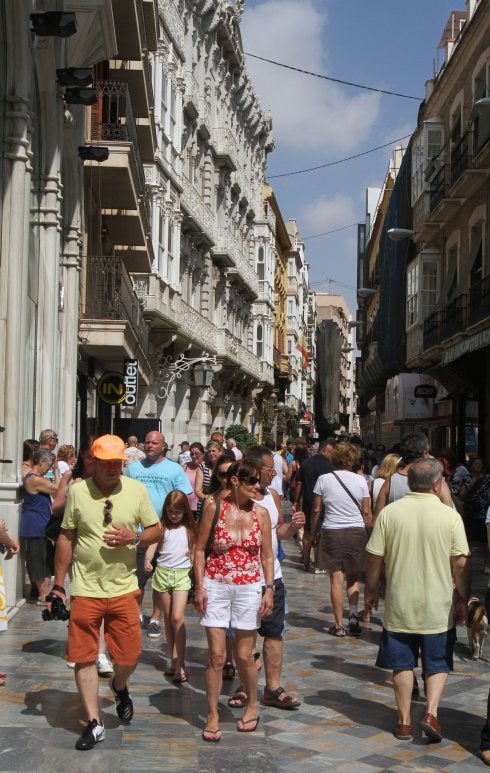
[200,577,262,630]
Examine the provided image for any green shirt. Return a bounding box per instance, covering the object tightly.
[366,492,469,634]
[62,476,158,598]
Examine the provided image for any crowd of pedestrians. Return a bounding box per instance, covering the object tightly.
[2,426,490,764]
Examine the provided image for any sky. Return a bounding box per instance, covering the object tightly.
[240,0,459,316]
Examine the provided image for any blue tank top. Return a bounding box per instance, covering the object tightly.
[19,473,52,538]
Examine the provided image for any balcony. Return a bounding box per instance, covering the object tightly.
[287,275,299,294]
[180,175,214,244]
[108,56,156,163]
[423,310,443,351]
[468,275,490,328]
[80,255,150,365]
[449,132,488,199]
[215,331,263,381]
[86,81,152,271]
[442,294,467,340]
[111,0,158,59]
[158,0,185,56]
[183,71,200,120]
[211,127,238,171]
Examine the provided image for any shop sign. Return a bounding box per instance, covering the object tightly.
[123,359,138,407]
[414,384,437,398]
[97,372,126,405]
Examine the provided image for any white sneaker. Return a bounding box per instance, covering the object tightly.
[97,653,114,677]
[66,661,76,669]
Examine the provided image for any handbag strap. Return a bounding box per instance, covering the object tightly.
[204,499,220,559]
[331,471,363,514]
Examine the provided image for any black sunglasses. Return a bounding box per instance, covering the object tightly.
[103,499,113,527]
[239,475,260,486]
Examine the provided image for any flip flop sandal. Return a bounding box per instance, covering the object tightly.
[237,716,260,732]
[202,727,221,742]
[260,686,301,710]
[328,625,346,637]
[222,661,236,680]
[228,688,247,708]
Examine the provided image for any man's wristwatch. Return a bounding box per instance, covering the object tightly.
[265,583,275,591]
[132,533,141,546]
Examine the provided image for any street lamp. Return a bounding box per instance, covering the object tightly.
[387,228,415,241]
[357,287,376,299]
[157,352,217,399]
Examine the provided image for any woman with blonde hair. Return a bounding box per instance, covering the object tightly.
[311,442,372,637]
[370,453,402,510]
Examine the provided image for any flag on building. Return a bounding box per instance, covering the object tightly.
[296,336,308,370]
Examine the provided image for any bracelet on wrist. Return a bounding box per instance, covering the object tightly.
[52,584,65,594]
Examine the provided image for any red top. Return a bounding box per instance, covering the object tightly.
[205,500,262,585]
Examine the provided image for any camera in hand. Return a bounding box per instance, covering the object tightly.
[42,591,70,621]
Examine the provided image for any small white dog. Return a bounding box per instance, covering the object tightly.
[467,597,488,660]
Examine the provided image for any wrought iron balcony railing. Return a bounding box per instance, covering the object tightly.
[83,255,149,355]
[468,275,490,327]
[91,80,151,225]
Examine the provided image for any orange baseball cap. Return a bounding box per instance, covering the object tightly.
[91,434,127,460]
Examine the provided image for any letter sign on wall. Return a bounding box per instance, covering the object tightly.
[97,372,126,405]
[414,384,437,398]
[123,359,138,407]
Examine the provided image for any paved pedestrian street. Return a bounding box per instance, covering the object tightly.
[1,541,490,772]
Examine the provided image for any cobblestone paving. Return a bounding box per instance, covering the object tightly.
[1,532,489,771]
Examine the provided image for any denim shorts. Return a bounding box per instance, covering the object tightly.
[376,627,456,673]
[258,578,285,638]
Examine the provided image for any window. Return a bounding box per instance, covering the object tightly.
[161,70,167,130]
[256,323,263,358]
[474,66,490,153]
[170,85,176,143]
[411,122,444,204]
[406,254,439,328]
[257,246,265,280]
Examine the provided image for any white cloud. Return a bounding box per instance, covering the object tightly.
[242,0,381,153]
[299,193,356,236]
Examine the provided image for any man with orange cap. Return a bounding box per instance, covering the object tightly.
[49,434,161,751]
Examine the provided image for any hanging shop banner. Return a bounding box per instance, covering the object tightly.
[97,372,126,405]
[123,359,138,407]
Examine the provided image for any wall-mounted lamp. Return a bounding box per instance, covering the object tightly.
[56,68,93,87]
[469,97,490,123]
[65,88,98,106]
[387,227,415,241]
[357,288,376,299]
[30,12,77,38]
[78,146,109,162]
[157,352,217,399]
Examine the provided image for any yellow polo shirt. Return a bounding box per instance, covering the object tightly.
[62,476,158,598]
[366,492,469,634]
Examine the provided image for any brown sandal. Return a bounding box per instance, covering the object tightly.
[260,686,301,710]
[228,688,247,708]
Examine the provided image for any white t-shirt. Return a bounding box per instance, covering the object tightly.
[254,489,282,581]
[269,454,285,496]
[156,525,191,569]
[313,470,368,530]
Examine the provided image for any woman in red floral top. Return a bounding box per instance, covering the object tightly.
[194,460,274,742]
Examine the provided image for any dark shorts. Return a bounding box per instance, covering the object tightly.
[136,544,152,590]
[376,627,456,673]
[258,578,285,638]
[318,527,367,574]
[21,537,51,583]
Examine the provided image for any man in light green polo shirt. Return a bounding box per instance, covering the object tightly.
[49,434,161,752]
[365,456,470,744]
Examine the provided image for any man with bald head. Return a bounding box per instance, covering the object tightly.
[125,431,193,635]
[124,436,145,466]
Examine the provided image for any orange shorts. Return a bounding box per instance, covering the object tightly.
[66,590,141,666]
